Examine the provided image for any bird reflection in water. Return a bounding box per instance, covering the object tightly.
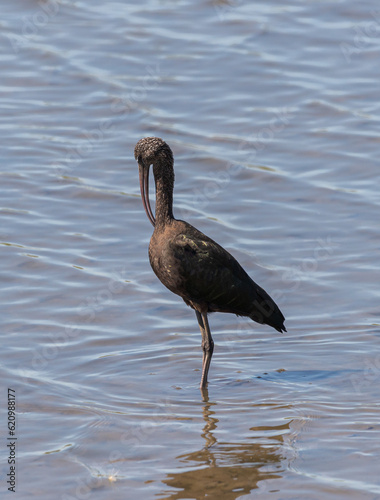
[159,392,286,499]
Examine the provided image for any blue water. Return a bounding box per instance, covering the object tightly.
[1,1,380,498]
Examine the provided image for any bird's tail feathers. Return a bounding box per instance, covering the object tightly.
[250,295,286,333]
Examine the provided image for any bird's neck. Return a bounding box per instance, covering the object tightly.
[154,160,174,228]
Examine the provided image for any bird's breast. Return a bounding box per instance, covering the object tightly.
[148,228,182,293]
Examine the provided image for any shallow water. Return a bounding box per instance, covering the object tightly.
[1,0,380,498]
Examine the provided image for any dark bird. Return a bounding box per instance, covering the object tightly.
[134,137,286,389]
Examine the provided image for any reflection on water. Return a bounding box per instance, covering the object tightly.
[160,394,285,499]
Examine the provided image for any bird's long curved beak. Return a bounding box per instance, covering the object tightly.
[139,161,155,227]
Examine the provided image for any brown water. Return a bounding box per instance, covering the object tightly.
[1,1,380,499]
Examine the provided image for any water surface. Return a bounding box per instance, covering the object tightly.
[1,0,380,498]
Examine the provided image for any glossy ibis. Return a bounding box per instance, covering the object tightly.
[135,137,286,389]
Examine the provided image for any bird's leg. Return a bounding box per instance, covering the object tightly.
[200,313,214,388]
[196,311,214,389]
[196,311,207,372]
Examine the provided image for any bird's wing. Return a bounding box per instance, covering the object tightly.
[167,230,257,314]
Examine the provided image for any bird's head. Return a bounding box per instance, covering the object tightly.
[134,136,172,167]
[134,137,174,227]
